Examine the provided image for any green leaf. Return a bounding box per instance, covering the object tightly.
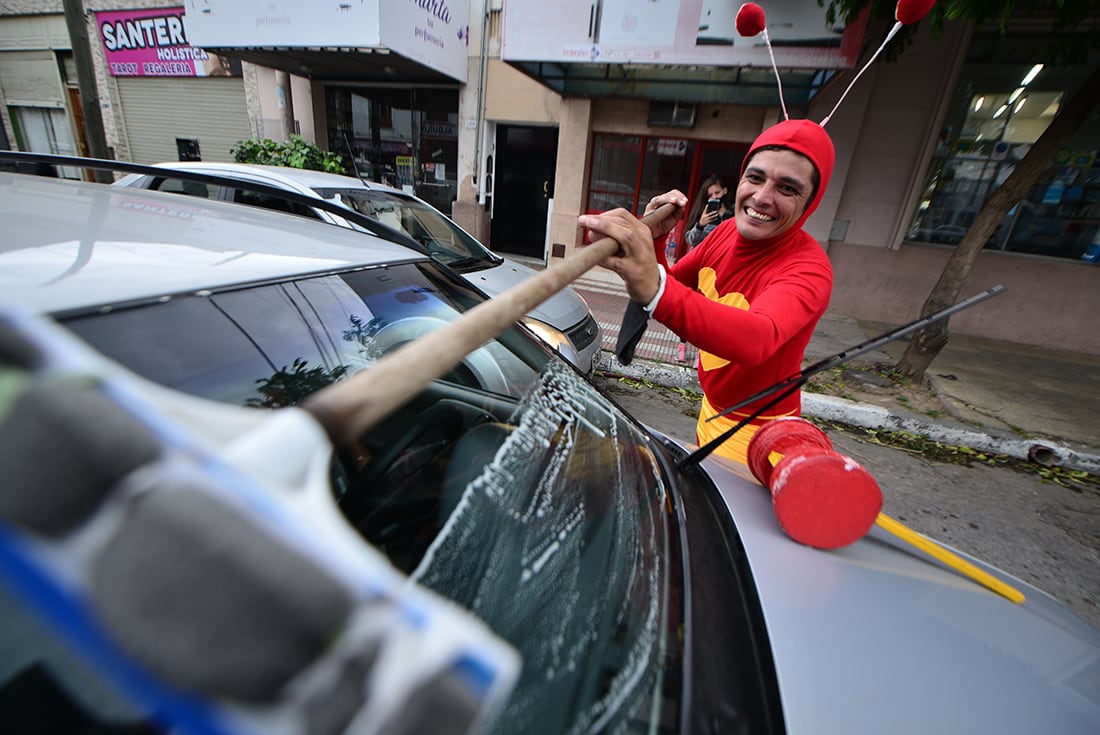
[229,136,346,174]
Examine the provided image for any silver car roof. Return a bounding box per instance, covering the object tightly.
[138,161,401,195]
[0,172,427,316]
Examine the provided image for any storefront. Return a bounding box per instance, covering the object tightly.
[183,0,469,213]
[325,85,459,214]
[96,5,249,164]
[907,30,1100,262]
[0,4,250,171]
[500,0,863,261]
[586,132,747,216]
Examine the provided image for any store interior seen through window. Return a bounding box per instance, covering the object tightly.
[326,87,459,215]
[909,35,1100,263]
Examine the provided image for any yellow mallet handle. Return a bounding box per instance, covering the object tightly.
[874,513,1025,604]
[772,445,1023,603]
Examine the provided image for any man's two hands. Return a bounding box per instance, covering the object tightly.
[578,190,688,304]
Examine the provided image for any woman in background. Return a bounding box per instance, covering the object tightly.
[683,175,734,251]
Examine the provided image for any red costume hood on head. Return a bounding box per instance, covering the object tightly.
[741,119,835,232]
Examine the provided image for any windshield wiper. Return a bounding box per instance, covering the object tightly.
[676,285,1007,470]
[442,255,492,271]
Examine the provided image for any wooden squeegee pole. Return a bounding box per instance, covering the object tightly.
[304,204,675,446]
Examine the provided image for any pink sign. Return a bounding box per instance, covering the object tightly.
[96,7,239,77]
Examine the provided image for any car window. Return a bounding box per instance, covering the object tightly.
[148,175,217,199]
[316,187,493,268]
[55,260,682,734]
[231,188,323,220]
[65,263,538,405]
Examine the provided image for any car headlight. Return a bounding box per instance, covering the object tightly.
[520,317,583,369]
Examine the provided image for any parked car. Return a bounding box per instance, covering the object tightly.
[909,223,968,244]
[1,167,1099,735]
[114,161,602,373]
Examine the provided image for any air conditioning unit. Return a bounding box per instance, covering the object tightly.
[648,101,697,129]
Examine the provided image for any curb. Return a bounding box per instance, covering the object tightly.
[802,394,1100,476]
[595,352,700,392]
[596,351,1100,475]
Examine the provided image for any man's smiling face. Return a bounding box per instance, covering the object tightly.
[734,148,816,240]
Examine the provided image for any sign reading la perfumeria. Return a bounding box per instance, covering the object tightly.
[97,7,240,78]
[182,0,468,83]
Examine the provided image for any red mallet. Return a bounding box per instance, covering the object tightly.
[735,3,766,37]
[746,418,883,550]
[747,420,1026,603]
[746,416,832,487]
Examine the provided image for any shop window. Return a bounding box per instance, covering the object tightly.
[586,134,745,218]
[908,39,1100,262]
[587,133,711,215]
[587,135,644,214]
[325,87,458,216]
[8,106,81,179]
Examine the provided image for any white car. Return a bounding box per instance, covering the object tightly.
[1,162,1099,735]
[115,162,602,373]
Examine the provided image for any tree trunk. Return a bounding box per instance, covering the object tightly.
[897,61,1100,381]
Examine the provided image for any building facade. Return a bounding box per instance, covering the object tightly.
[494,2,1099,354]
[0,0,253,169]
[2,0,1096,354]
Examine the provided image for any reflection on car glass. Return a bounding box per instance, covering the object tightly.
[412,363,670,734]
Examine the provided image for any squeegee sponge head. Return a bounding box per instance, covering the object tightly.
[90,486,356,703]
[0,378,161,536]
[0,308,521,735]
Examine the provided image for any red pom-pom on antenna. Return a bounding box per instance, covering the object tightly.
[895,0,936,25]
[736,3,766,37]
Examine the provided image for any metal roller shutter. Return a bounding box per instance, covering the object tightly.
[0,50,65,106]
[116,76,249,164]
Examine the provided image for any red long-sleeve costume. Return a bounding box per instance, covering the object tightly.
[655,222,832,419]
[649,119,836,457]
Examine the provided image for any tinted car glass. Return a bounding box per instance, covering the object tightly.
[66,263,539,404]
[316,187,493,268]
[148,175,216,199]
[58,261,683,734]
[231,187,324,220]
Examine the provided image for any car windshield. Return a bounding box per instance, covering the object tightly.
[315,187,496,271]
[59,260,681,734]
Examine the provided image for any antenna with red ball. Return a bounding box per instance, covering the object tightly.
[735,0,938,127]
[736,2,787,120]
[820,0,937,125]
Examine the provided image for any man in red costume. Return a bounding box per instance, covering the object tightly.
[579,119,835,464]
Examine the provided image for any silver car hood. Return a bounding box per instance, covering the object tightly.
[695,454,1100,734]
[463,258,592,330]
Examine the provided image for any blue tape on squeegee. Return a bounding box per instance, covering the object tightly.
[0,525,235,735]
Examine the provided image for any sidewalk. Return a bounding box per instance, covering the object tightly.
[561,261,1100,475]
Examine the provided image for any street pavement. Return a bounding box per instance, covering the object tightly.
[562,261,1100,474]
